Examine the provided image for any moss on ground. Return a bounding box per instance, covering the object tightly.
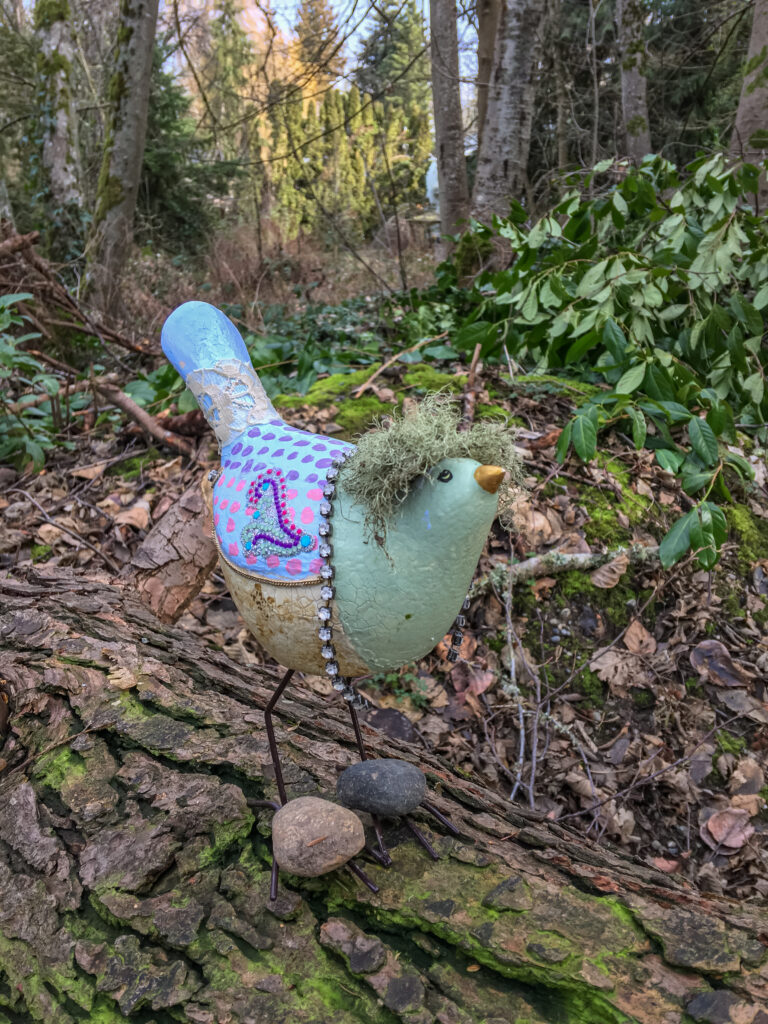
[729,503,768,571]
[402,365,465,393]
[515,374,602,399]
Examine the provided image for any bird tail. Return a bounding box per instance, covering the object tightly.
[161,300,277,448]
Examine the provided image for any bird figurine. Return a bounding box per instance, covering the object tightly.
[162,300,517,897]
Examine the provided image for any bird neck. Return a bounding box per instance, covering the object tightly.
[186,359,278,449]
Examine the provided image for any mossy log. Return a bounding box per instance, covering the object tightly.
[1,568,767,1024]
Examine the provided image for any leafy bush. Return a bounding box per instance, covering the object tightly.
[437,154,768,569]
[0,294,81,469]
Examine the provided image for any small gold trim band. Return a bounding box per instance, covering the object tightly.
[217,547,322,587]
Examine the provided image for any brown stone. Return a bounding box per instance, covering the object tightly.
[271,797,365,877]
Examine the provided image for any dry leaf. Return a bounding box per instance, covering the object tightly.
[591,553,630,589]
[635,479,654,499]
[467,667,496,696]
[590,648,642,698]
[70,462,109,480]
[690,640,754,687]
[701,808,754,852]
[36,522,63,545]
[651,857,682,873]
[557,533,592,555]
[114,499,151,530]
[624,619,657,655]
[532,576,557,599]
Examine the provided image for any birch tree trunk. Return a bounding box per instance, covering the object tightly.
[730,0,768,211]
[87,0,159,317]
[1,567,768,1024]
[471,0,547,222]
[475,0,500,152]
[616,0,651,163]
[34,0,82,211]
[430,0,470,246]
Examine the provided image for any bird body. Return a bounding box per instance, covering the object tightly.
[162,301,504,676]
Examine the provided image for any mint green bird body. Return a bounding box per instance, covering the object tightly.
[162,301,502,678]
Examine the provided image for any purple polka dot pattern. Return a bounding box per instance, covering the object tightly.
[215,423,354,582]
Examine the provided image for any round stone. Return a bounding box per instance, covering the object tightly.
[336,759,427,817]
[272,797,365,877]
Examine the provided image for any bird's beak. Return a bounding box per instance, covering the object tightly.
[474,465,505,494]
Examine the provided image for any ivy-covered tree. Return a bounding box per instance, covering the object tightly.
[137,45,234,254]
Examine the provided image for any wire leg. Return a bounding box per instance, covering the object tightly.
[405,818,439,860]
[264,669,294,806]
[421,800,460,836]
[346,697,368,761]
[346,859,379,893]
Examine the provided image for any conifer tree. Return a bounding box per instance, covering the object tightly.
[295,0,343,89]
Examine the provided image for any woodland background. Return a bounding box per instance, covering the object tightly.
[1,2,768,1020]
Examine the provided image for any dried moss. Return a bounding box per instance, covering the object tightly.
[340,393,521,539]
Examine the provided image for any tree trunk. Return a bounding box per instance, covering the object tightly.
[430,0,470,246]
[471,0,547,222]
[475,0,500,153]
[87,0,159,317]
[551,0,569,170]
[34,0,82,213]
[1,567,767,1024]
[730,0,768,211]
[616,0,651,163]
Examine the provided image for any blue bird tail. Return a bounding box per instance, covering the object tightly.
[161,300,278,448]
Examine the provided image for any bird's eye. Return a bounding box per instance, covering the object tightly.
[437,469,453,483]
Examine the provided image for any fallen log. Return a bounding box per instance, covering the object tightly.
[0,567,766,1024]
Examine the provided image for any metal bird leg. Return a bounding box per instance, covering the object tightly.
[265,668,294,806]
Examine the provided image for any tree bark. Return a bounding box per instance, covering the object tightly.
[730,0,768,211]
[471,0,547,222]
[34,0,82,212]
[1,566,767,1024]
[87,0,159,317]
[616,0,651,164]
[475,0,501,154]
[121,474,219,623]
[430,0,470,246]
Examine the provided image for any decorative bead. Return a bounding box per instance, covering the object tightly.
[318,607,331,622]
[462,597,471,611]
[208,468,219,482]
[325,662,339,676]
[452,630,464,646]
[321,645,335,659]
[320,585,334,601]
[319,500,332,516]
[323,484,336,498]
[325,467,339,480]
[318,626,332,642]
[319,542,332,559]
[320,565,334,580]
[447,649,459,662]
[318,521,331,537]
[455,614,466,628]
[333,680,347,691]
[342,691,356,702]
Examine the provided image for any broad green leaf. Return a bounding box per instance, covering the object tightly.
[743,372,765,405]
[615,363,646,395]
[753,282,768,310]
[555,420,572,463]
[655,448,685,473]
[0,292,33,309]
[688,418,719,467]
[571,415,597,462]
[659,304,688,321]
[682,469,714,495]
[626,406,647,449]
[659,510,695,569]
[690,507,719,569]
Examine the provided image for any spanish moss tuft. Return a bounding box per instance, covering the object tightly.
[340,394,522,540]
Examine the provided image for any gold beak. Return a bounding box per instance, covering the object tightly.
[474,465,505,494]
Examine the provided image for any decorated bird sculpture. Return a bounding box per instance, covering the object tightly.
[162,300,517,897]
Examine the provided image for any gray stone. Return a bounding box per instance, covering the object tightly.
[336,758,426,817]
[271,796,365,877]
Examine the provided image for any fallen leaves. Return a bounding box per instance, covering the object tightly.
[690,640,755,687]
[700,808,755,854]
[590,552,629,589]
[624,619,657,655]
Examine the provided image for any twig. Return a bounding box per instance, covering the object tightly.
[459,342,483,430]
[351,332,449,398]
[473,544,660,591]
[91,382,196,459]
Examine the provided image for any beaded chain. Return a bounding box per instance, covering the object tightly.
[445,599,470,662]
[314,451,368,710]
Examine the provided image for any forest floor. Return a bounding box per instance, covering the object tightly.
[2,256,768,909]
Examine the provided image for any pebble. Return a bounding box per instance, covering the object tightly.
[271,796,365,877]
[337,759,427,817]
